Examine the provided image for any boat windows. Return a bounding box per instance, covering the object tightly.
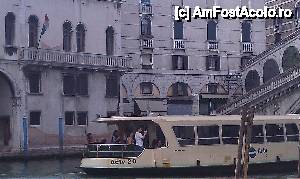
[265,124,284,142]
[85,144,144,158]
[285,123,299,142]
[197,125,220,145]
[172,126,195,146]
[251,125,264,144]
[222,125,239,145]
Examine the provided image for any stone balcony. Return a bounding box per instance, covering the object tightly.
[173,39,185,49]
[139,4,152,14]
[140,39,153,49]
[207,41,218,51]
[17,48,132,71]
[242,42,253,53]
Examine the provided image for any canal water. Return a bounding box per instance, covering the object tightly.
[0,158,297,178]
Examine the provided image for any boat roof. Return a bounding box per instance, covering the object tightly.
[94,114,300,123]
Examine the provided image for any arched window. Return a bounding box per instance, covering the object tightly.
[76,23,85,52]
[28,15,39,48]
[207,20,217,41]
[63,21,72,52]
[5,12,15,46]
[141,15,151,36]
[241,21,251,42]
[106,26,114,56]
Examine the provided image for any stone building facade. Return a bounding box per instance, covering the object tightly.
[120,0,266,116]
[265,0,300,48]
[0,0,131,151]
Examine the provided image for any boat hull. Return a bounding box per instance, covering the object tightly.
[81,160,298,177]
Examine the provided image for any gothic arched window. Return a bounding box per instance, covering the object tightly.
[76,23,85,52]
[28,15,39,48]
[106,26,114,56]
[63,21,72,52]
[141,16,151,36]
[207,20,217,41]
[5,12,15,46]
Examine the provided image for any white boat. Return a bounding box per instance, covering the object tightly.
[80,115,300,176]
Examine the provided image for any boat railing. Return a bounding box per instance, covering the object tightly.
[84,144,144,158]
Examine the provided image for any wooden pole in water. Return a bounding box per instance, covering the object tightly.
[235,108,247,179]
[298,116,300,178]
[243,107,254,179]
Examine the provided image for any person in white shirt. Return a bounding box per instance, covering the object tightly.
[135,127,147,148]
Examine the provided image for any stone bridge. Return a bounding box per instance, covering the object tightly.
[218,30,300,115]
[241,29,300,93]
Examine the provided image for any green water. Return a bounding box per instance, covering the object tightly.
[0,158,297,178]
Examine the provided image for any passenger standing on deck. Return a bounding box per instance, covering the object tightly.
[126,132,135,145]
[135,127,147,148]
[111,130,121,144]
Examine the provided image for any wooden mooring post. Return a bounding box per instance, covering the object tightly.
[298,116,300,178]
[235,107,254,179]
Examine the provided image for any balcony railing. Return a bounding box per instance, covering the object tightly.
[140,39,153,49]
[139,4,152,14]
[173,39,185,49]
[18,48,132,69]
[207,41,218,51]
[242,42,253,53]
[218,67,300,114]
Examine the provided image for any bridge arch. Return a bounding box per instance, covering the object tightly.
[263,59,280,83]
[245,70,260,92]
[282,46,300,71]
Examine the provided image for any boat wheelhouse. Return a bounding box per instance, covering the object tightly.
[80,115,300,176]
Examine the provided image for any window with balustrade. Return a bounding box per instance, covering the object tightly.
[141,15,152,36]
[106,26,114,56]
[241,20,251,42]
[28,15,39,48]
[63,21,72,52]
[5,12,15,46]
[172,55,188,70]
[206,55,220,71]
[76,23,85,52]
